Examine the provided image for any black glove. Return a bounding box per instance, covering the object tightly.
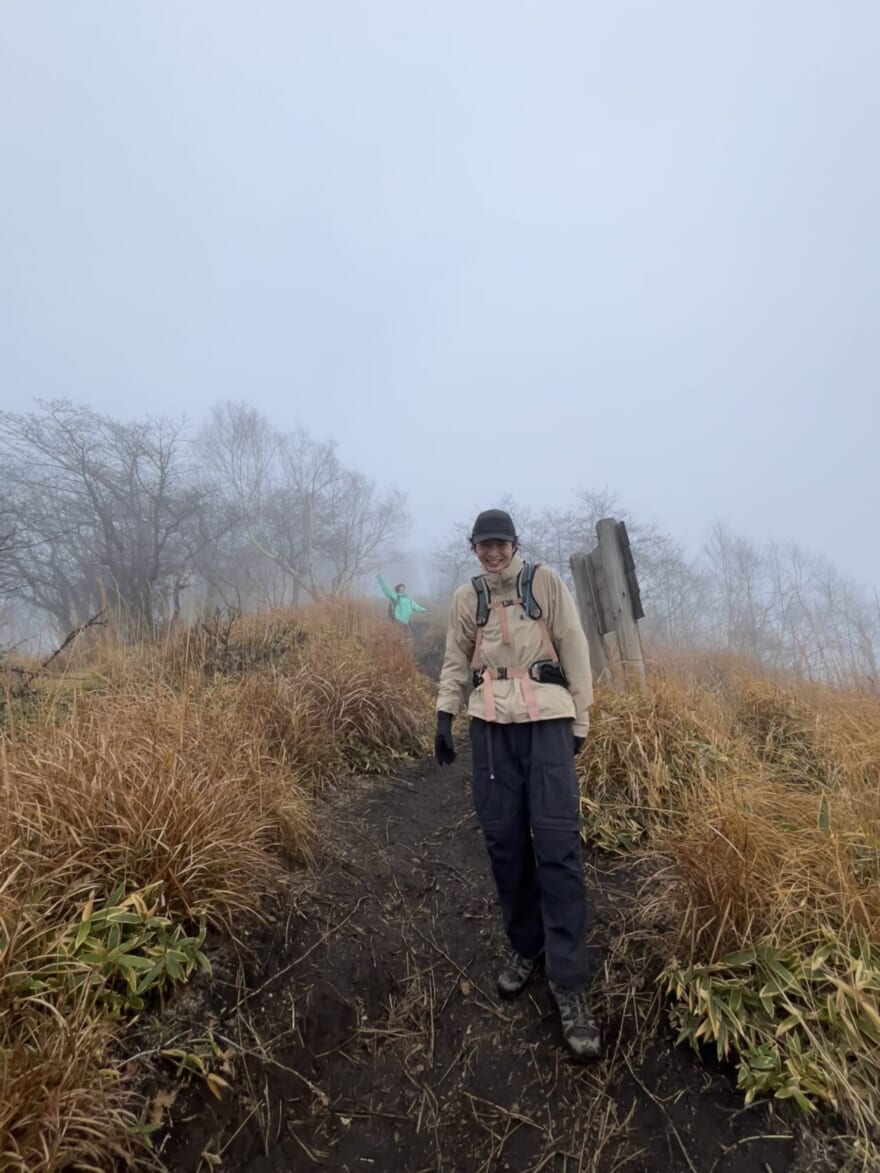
[573,735,585,757]
[435,712,456,766]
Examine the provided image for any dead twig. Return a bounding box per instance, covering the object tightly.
[620,1048,698,1173]
[4,608,107,697]
[411,925,508,1016]
[213,1028,330,1107]
[708,1133,794,1173]
[462,1091,543,1132]
[221,896,368,1021]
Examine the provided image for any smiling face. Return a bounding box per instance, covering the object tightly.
[474,539,516,574]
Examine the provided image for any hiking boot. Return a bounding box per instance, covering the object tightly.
[497,948,542,999]
[549,982,602,1061]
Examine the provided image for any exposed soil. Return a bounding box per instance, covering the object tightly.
[141,749,834,1173]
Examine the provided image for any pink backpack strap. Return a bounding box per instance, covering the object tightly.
[515,670,542,721]
[494,601,511,646]
[481,672,498,721]
[471,626,484,670]
[479,667,541,723]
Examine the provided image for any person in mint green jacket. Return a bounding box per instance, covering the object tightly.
[377,575,426,626]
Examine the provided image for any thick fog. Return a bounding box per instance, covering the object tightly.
[1,2,878,668]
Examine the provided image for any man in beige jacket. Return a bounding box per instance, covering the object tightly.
[435,509,600,1061]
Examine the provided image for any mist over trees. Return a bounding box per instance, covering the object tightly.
[1,400,878,687]
[196,403,407,610]
[433,494,880,688]
[430,490,706,649]
[0,400,406,637]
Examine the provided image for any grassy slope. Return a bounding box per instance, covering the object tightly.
[3,613,880,1168]
[0,604,432,1172]
[579,656,880,1158]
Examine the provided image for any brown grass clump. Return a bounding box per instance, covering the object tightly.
[0,602,432,1171]
[2,689,298,925]
[580,663,880,1142]
[0,983,135,1172]
[731,679,829,787]
[578,677,741,851]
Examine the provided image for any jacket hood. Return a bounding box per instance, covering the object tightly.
[482,554,524,591]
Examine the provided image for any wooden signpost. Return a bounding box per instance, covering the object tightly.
[570,519,646,687]
[569,552,610,681]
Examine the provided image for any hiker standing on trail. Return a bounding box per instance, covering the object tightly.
[434,509,600,1061]
[377,575,426,628]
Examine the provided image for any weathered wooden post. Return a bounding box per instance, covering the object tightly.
[596,518,646,686]
[569,552,611,682]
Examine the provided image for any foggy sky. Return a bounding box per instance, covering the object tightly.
[2,2,878,586]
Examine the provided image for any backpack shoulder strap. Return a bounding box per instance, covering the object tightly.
[472,575,491,627]
[519,562,543,621]
[522,563,559,662]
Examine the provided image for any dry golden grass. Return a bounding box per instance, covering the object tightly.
[14,607,879,1161]
[0,602,432,1171]
[578,677,740,851]
[580,662,880,1145]
[0,985,135,1172]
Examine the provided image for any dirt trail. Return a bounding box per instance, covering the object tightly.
[154,750,810,1173]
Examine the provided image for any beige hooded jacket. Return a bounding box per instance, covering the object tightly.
[436,556,593,737]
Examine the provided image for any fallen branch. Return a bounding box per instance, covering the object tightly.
[3,608,107,698]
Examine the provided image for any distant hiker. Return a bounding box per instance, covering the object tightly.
[377,575,426,628]
[434,509,600,1061]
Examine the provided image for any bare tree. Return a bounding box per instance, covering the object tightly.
[320,469,407,595]
[430,523,475,600]
[197,402,408,604]
[261,427,345,600]
[636,530,709,646]
[524,490,622,580]
[197,401,278,513]
[703,523,773,658]
[0,401,212,635]
[0,499,16,598]
[193,403,282,609]
[698,527,880,685]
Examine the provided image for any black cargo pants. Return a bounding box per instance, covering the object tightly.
[469,717,589,989]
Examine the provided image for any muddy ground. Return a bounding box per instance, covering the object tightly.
[140,748,842,1173]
